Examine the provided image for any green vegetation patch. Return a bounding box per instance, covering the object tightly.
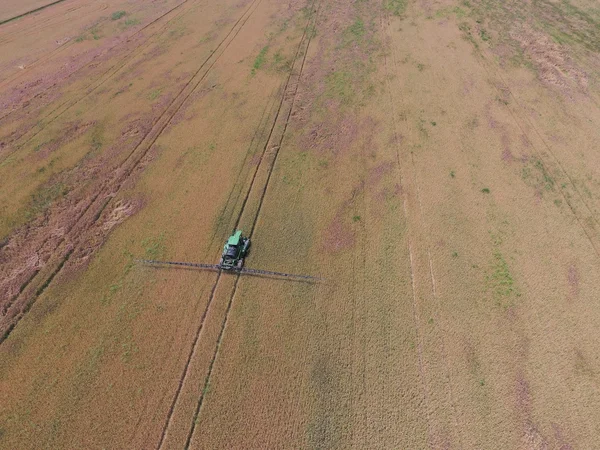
[147,89,162,101]
[141,232,166,258]
[488,250,516,300]
[385,0,407,16]
[252,46,269,75]
[26,182,70,221]
[342,17,365,46]
[325,70,354,104]
[123,18,140,28]
[111,10,126,21]
[521,157,555,195]
[434,6,467,18]
[486,234,519,308]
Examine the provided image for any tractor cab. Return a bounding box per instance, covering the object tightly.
[219,230,250,270]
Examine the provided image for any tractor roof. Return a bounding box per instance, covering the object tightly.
[227,230,242,246]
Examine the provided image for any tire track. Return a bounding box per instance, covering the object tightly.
[151,85,279,449]
[177,2,322,447]
[0,0,103,43]
[475,50,600,260]
[0,0,262,344]
[381,11,464,449]
[0,0,73,27]
[0,0,193,137]
[0,1,110,86]
[0,6,188,147]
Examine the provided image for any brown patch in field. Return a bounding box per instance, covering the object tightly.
[534,189,543,205]
[170,84,218,127]
[516,373,549,449]
[323,213,355,252]
[511,26,588,95]
[300,115,360,155]
[551,423,573,450]
[501,133,515,162]
[567,264,579,299]
[367,161,393,186]
[0,31,148,131]
[65,196,145,274]
[34,120,96,160]
[0,111,160,317]
[520,134,531,148]
[322,183,363,252]
[462,75,476,95]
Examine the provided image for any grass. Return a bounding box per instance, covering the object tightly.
[487,249,516,304]
[272,50,292,72]
[325,71,353,104]
[450,170,455,178]
[521,158,555,193]
[251,46,269,75]
[385,0,407,16]
[25,182,69,221]
[141,232,165,258]
[342,18,365,46]
[534,159,555,191]
[481,188,490,194]
[123,18,140,28]
[90,124,105,152]
[147,89,162,101]
[434,6,467,19]
[417,119,429,138]
[111,11,126,21]
[91,27,101,41]
[352,215,361,222]
[458,22,479,49]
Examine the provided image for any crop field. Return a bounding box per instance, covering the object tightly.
[1,0,600,447]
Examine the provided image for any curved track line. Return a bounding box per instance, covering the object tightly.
[0,1,102,44]
[0,1,113,84]
[0,0,263,344]
[0,0,193,131]
[0,0,71,27]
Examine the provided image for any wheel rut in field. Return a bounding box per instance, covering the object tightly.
[0,0,194,143]
[381,12,464,449]
[154,1,322,447]
[0,0,72,27]
[0,0,263,344]
[475,52,600,260]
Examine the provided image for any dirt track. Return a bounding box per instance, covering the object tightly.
[2,0,600,447]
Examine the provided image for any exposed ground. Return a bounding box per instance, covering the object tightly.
[1,0,600,447]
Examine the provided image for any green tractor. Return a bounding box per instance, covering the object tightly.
[219,230,250,270]
[138,229,319,280]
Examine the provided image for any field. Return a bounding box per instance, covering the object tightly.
[1,0,600,447]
